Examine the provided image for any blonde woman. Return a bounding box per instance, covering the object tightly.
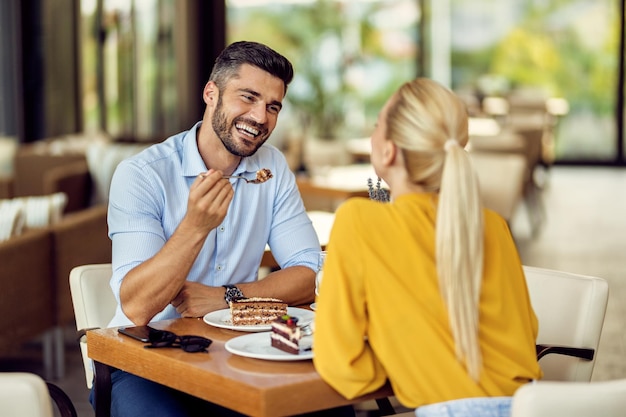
[313,78,542,417]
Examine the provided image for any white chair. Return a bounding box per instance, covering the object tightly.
[0,372,77,417]
[469,151,527,223]
[510,379,626,417]
[69,263,116,389]
[523,265,609,382]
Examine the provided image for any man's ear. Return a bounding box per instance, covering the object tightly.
[203,81,218,106]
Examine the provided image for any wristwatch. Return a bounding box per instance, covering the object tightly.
[223,284,244,304]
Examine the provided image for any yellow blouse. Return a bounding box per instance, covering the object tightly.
[313,193,542,408]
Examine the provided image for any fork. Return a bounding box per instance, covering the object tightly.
[300,323,313,337]
[221,175,264,184]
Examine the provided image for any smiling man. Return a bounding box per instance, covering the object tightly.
[102,41,325,417]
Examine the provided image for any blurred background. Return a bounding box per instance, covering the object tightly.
[1,0,624,166]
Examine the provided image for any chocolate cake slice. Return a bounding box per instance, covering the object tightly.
[270,314,302,354]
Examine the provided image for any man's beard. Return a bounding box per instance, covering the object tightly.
[212,95,269,157]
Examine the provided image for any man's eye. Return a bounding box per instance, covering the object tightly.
[242,95,254,102]
[268,105,281,114]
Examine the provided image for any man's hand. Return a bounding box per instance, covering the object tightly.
[171,282,227,318]
[185,169,234,235]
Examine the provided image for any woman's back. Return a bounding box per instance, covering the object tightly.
[313,194,542,408]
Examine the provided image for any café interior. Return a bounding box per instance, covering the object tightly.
[1,0,626,416]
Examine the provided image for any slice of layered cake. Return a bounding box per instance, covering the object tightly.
[270,314,302,354]
[229,297,288,326]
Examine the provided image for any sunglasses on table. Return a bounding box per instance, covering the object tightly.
[146,328,212,353]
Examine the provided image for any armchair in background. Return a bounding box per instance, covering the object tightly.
[523,265,609,382]
[0,372,77,417]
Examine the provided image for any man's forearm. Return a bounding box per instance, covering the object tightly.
[119,224,209,324]
[236,265,316,306]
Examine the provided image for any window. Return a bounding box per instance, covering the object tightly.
[450,0,620,163]
[227,0,421,142]
[80,0,179,141]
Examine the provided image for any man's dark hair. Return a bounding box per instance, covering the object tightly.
[209,41,294,95]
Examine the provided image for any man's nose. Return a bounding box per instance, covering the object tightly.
[248,103,268,124]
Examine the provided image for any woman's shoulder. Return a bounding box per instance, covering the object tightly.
[334,197,393,228]
[337,197,384,213]
[483,207,510,229]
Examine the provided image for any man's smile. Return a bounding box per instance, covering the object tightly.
[235,121,260,138]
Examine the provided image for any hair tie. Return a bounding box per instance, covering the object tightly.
[444,139,459,152]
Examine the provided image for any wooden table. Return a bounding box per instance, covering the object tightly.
[87,317,394,417]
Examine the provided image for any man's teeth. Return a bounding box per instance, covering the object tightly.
[236,123,259,136]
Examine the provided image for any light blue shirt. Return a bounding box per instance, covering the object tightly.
[107,122,320,326]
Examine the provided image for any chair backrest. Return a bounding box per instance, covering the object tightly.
[523,265,609,382]
[511,379,626,417]
[469,152,527,222]
[0,372,54,417]
[69,263,116,389]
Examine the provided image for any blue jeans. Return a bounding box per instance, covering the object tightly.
[89,370,243,417]
[415,397,512,417]
[90,369,355,417]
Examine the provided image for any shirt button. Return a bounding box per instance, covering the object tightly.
[217,265,223,271]
[219,226,225,232]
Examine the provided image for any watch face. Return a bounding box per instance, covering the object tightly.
[225,286,244,303]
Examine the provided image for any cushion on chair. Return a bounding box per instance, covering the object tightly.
[510,379,626,417]
[0,372,54,417]
[0,199,25,241]
[0,192,67,232]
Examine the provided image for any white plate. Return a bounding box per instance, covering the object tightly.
[310,302,317,311]
[225,332,313,361]
[203,307,314,332]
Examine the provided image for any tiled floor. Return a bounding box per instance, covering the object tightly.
[1,165,625,416]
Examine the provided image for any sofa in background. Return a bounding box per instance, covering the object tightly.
[0,229,54,365]
[0,136,120,379]
[0,204,110,379]
[52,204,110,328]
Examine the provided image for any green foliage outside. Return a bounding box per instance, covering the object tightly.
[451,0,618,159]
[227,0,418,140]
